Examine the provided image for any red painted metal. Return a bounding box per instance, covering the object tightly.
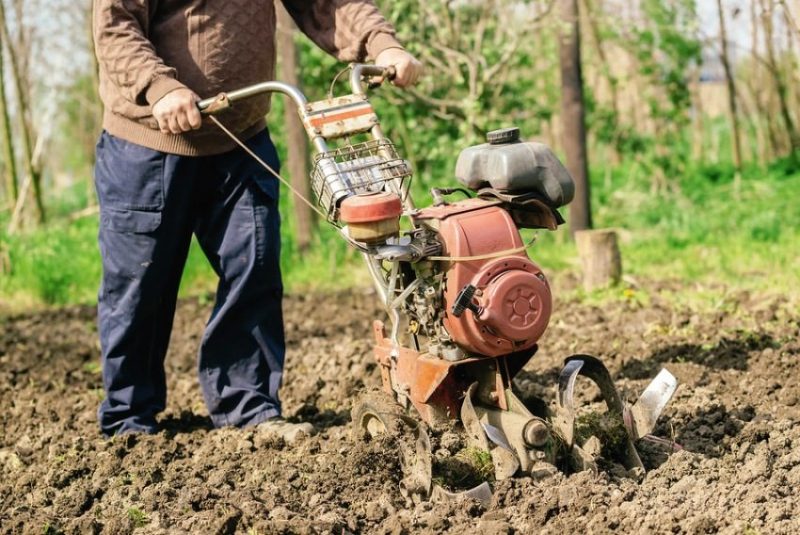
[372,320,538,425]
[419,199,553,357]
[339,191,402,223]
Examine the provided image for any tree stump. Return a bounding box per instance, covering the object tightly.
[575,229,622,291]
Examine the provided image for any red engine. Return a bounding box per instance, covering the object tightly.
[416,198,552,357]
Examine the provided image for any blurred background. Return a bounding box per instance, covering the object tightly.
[0,0,797,311]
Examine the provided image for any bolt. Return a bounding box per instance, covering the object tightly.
[523,419,550,447]
[536,273,545,281]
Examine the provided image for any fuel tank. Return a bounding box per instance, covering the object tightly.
[454,127,574,208]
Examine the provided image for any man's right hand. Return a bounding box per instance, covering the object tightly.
[152,88,202,134]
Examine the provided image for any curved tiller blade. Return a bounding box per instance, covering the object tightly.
[397,415,433,504]
[628,368,679,440]
[431,482,493,508]
[555,355,644,471]
[461,382,520,481]
[552,358,584,446]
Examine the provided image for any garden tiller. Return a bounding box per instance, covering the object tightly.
[198,64,679,501]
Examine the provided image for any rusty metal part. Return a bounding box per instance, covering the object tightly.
[461,384,519,481]
[201,92,231,114]
[487,433,520,480]
[303,94,379,140]
[414,197,501,221]
[461,383,490,450]
[350,64,396,94]
[372,321,536,426]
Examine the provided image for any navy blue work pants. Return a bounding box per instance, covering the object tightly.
[94,129,284,435]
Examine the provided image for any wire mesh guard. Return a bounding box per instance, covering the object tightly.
[311,139,412,222]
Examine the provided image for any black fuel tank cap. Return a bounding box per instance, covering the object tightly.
[487,127,520,145]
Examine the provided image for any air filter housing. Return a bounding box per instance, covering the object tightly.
[339,191,403,244]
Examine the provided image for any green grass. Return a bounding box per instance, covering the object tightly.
[126,507,149,528]
[1,152,798,312]
[0,206,370,311]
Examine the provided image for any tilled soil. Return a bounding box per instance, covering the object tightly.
[1,277,799,534]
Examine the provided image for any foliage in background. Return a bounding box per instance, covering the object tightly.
[1,0,800,310]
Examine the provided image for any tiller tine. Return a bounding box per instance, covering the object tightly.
[628,368,679,439]
[397,415,433,504]
[460,382,521,480]
[431,482,493,508]
[553,355,679,473]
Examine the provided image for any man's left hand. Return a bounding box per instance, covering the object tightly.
[375,48,423,88]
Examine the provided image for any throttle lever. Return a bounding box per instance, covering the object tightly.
[367,65,398,89]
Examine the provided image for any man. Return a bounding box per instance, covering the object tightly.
[93,0,421,439]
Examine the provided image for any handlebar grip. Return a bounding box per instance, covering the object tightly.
[357,65,386,77]
[197,92,230,114]
[357,64,396,79]
[197,97,214,112]
[363,65,397,91]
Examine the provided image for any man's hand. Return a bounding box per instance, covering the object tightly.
[152,88,202,134]
[375,48,423,88]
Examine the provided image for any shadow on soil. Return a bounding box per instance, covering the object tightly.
[160,411,215,434]
[669,403,755,458]
[619,331,778,380]
[296,404,352,430]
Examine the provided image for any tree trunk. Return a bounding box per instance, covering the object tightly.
[276,4,313,253]
[716,0,744,172]
[558,0,592,236]
[0,0,44,225]
[748,0,770,165]
[763,0,800,153]
[575,229,622,291]
[0,29,18,207]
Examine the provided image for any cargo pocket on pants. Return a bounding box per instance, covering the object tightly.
[100,208,162,234]
[95,132,166,212]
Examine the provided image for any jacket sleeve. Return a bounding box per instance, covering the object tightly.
[280,0,404,62]
[93,0,187,106]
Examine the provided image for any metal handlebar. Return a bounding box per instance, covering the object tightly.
[196,63,397,155]
[197,63,395,113]
[350,64,396,95]
[197,80,308,113]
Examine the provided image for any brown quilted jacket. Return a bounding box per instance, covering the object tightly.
[93,0,403,155]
